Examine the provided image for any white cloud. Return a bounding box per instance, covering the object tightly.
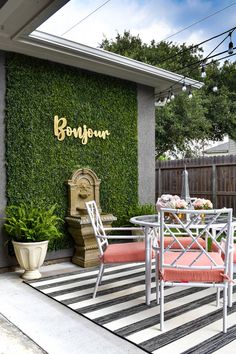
[38,0,236,58]
[38,0,183,46]
[132,21,177,44]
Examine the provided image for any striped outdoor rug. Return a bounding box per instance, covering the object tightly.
[25,263,236,354]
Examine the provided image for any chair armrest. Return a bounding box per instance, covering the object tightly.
[108,235,144,239]
[104,227,143,231]
[96,234,144,240]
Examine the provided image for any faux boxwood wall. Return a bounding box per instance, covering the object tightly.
[5,53,138,249]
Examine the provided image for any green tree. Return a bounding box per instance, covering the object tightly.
[203,61,236,141]
[155,92,210,157]
[100,30,202,78]
[100,31,236,157]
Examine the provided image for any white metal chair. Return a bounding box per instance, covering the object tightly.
[154,207,233,333]
[223,229,236,273]
[216,223,236,307]
[86,200,152,298]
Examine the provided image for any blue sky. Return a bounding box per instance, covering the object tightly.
[38,0,236,58]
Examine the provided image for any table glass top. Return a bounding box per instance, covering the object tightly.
[130,212,236,227]
[131,214,159,224]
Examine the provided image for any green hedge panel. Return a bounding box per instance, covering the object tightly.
[5,53,138,249]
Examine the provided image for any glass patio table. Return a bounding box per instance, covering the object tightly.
[130,213,236,306]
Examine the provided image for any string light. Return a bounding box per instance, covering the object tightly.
[201,62,207,78]
[154,26,236,104]
[167,91,171,103]
[158,26,236,64]
[188,86,193,99]
[212,85,218,92]
[228,32,234,54]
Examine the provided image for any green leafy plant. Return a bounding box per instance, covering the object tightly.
[4,203,63,243]
[127,203,156,217]
[120,203,156,227]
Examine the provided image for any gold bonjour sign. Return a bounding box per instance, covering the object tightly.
[54,115,110,145]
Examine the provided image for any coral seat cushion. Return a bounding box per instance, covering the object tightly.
[162,252,224,283]
[234,244,236,263]
[102,242,151,263]
[163,236,206,249]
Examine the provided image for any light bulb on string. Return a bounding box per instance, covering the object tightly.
[228,32,234,55]
[188,86,193,99]
[212,85,218,93]
[167,92,171,103]
[158,92,162,104]
[154,92,163,106]
[170,91,175,100]
[182,81,187,92]
[201,62,206,78]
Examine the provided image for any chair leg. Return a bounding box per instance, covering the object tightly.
[93,263,104,299]
[228,257,233,308]
[223,285,228,333]
[156,276,160,305]
[160,280,164,331]
[155,251,159,304]
[228,283,233,308]
[216,287,220,307]
[99,264,105,285]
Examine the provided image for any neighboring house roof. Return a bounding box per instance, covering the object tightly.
[0,0,203,96]
[204,141,229,154]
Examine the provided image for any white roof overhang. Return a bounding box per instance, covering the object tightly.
[0,0,203,97]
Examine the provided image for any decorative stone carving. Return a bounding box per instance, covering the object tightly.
[67,168,101,216]
[66,168,116,267]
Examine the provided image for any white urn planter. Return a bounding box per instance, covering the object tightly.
[12,240,49,280]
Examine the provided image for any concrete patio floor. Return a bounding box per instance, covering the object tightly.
[0,262,146,354]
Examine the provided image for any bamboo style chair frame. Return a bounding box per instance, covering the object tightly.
[155,207,233,333]
[86,200,146,298]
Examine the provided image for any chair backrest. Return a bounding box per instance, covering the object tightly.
[159,208,233,277]
[86,201,108,257]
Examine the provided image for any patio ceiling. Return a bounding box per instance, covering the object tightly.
[0,0,203,96]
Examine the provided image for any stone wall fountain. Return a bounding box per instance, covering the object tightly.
[65,168,116,267]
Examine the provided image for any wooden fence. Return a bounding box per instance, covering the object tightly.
[155,155,236,214]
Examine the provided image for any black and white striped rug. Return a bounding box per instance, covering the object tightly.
[25,263,236,354]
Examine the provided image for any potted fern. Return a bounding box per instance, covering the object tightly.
[4,202,63,280]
